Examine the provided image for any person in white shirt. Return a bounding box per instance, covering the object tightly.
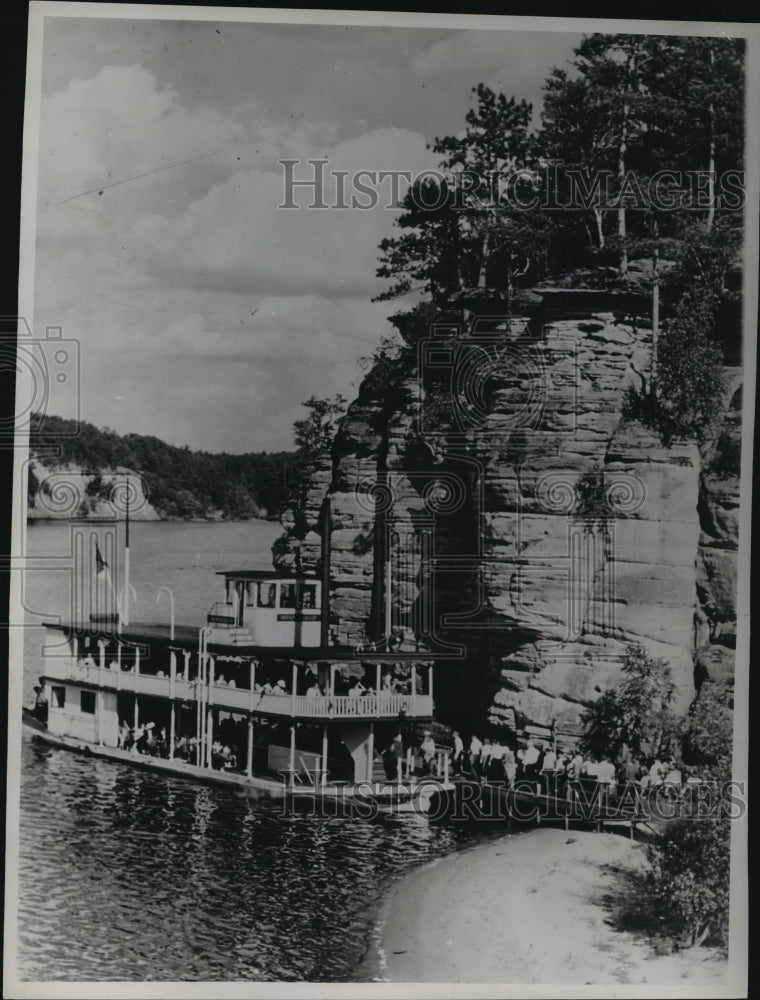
[581,755,599,784]
[649,758,666,786]
[480,739,493,779]
[596,756,616,789]
[541,747,557,773]
[469,734,483,776]
[503,747,517,785]
[522,738,540,780]
[539,745,557,793]
[486,742,506,781]
[420,732,436,774]
[451,731,464,774]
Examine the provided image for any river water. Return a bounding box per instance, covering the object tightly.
[15,520,488,982]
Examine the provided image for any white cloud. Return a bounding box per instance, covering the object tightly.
[30,27,578,452]
[411,30,582,125]
[128,126,436,299]
[38,64,247,210]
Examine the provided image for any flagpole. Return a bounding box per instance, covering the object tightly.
[123,476,131,627]
[94,535,121,634]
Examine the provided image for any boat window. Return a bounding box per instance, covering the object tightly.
[258,582,276,608]
[245,582,255,607]
[52,686,65,708]
[225,580,234,605]
[300,584,318,610]
[280,583,297,609]
[80,690,96,714]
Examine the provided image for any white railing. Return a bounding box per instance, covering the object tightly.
[42,659,433,719]
[235,692,433,719]
[209,684,251,713]
[301,693,432,718]
[44,658,97,685]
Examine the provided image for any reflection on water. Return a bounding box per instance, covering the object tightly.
[17,735,487,981]
[17,521,498,981]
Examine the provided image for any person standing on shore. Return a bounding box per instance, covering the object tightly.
[391,733,404,781]
[540,744,557,795]
[469,734,483,777]
[503,745,517,785]
[480,738,493,781]
[420,731,436,775]
[522,738,540,781]
[619,755,641,788]
[580,754,599,798]
[648,757,666,787]
[486,740,505,781]
[595,755,617,805]
[451,731,464,775]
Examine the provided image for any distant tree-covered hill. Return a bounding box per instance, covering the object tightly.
[28,413,298,520]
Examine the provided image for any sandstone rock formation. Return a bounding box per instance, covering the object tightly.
[274,290,740,739]
[28,463,160,521]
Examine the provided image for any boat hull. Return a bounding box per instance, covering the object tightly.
[21,713,448,815]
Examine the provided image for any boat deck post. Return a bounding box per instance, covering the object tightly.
[289,724,296,788]
[246,718,254,777]
[206,654,215,769]
[169,650,176,759]
[366,722,374,784]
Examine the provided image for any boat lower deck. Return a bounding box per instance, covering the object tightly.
[22,717,451,812]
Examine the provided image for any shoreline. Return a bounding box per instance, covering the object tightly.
[362,827,728,987]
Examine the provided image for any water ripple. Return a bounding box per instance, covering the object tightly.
[16,736,491,981]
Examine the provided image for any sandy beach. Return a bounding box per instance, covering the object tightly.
[371,828,728,987]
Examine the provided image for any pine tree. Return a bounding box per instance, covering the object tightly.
[375,84,551,326]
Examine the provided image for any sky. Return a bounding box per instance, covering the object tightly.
[31,14,582,453]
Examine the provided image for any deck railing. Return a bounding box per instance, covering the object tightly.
[42,659,433,719]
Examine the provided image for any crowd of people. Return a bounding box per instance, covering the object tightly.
[116,719,241,771]
[73,651,428,705]
[380,728,689,799]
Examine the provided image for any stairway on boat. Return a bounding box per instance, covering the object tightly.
[207,627,253,646]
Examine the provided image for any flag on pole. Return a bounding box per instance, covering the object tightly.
[95,540,108,575]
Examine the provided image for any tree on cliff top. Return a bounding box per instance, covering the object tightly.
[288,393,347,529]
[374,84,551,325]
[293,395,347,468]
[624,216,739,442]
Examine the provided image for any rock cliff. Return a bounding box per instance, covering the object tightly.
[274,290,740,739]
[27,463,160,521]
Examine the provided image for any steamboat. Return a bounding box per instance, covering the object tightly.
[24,504,449,812]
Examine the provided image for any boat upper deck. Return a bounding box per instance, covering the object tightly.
[41,621,435,722]
[42,620,360,658]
